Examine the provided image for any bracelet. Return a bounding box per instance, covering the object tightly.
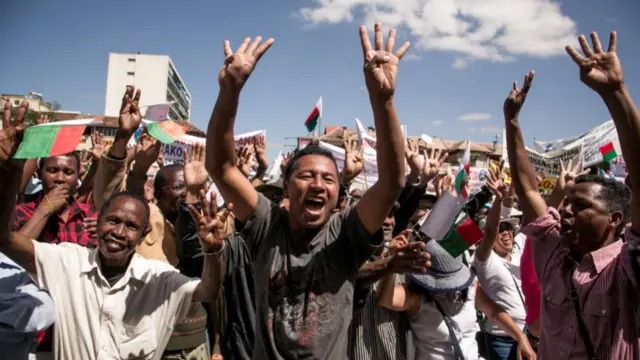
[43,195,54,214]
[201,241,225,256]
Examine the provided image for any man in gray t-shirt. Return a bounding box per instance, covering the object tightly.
[205,23,418,359]
[243,192,378,359]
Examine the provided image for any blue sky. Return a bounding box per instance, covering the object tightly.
[2,0,639,156]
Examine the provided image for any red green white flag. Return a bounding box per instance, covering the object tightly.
[304,97,322,133]
[439,212,485,257]
[599,142,618,163]
[146,120,187,144]
[14,119,103,159]
[454,140,471,198]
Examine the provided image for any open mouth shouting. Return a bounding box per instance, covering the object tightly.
[302,196,327,220]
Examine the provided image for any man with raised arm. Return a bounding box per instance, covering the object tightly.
[206,23,427,359]
[505,31,640,359]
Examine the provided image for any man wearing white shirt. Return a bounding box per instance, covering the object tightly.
[0,86,227,360]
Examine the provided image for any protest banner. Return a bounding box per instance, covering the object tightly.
[533,120,621,167]
[162,129,266,165]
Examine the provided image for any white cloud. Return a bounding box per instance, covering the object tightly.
[298,0,577,63]
[431,120,443,126]
[452,58,472,69]
[457,112,492,121]
[403,53,422,61]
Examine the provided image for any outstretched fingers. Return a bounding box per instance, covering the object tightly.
[521,71,535,94]
[374,23,383,51]
[386,29,396,53]
[394,41,411,60]
[579,35,595,58]
[590,32,603,53]
[608,31,617,53]
[2,100,11,129]
[359,25,373,58]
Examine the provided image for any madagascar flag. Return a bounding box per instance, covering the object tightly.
[439,212,484,257]
[147,120,187,144]
[14,119,102,159]
[599,142,618,163]
[304,97,322,133]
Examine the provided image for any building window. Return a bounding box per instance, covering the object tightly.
[13,100,20,106]
[127,72,135,76]
[128,58,136,62]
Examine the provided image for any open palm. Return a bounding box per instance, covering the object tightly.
[184,143,209,188]
[566,32,624,94]
[219,37,274,93]
[0,100,29,163]
[360,23,410,98]
[187,189,233,252]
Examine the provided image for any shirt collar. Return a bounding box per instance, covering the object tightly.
[590,239,623,274]
[80,249,149,285]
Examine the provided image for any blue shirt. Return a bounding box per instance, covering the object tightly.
[0,252,55,359]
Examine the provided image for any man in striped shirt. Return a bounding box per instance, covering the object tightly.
[505,30,640,359]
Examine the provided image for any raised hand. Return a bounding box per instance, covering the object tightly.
[0,99,29,164]
[405,138,423,174]
[90,129,105,160]
[485,162,509,200]
[566,32,623,94]
[184,143,209,190]
[187,189,233,253]
[36,114,49,125]
[341,137,365,184]
[360,23,410,100]
[504,71,535,120]
[253,135,268,169]
[420,144,448,186]
[236,145,254,178]
[557,158,590,192]
[219,37,275,94]
[118,86,142,135]
[133,133,162,171]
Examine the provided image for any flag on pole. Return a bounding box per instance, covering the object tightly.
[14,119,103,159]
[455,140,471,198]
[144,102,174,121]
[599,142,618,162]
[439,211,485,257]
[304,97,322,133]
[146,120,187,144]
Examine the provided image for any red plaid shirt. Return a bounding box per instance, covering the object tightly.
[13,194,97,247]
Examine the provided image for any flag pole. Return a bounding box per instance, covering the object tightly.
[317,96,323,137]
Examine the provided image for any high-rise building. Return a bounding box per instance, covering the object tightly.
[104,53,191,121]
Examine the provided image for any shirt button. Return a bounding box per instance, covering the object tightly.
[546,296,551,300]
[560,352,564,356]
[601,309,607,314]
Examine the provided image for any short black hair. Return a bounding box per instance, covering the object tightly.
[38,151,82,174]
[575,174,631,237]
[99,192,151,231]
[154,163,184,192]
[284,144,339,180]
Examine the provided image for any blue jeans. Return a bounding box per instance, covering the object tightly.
[483,333,518,360]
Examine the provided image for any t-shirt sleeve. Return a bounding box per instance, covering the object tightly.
[33,240,71,290]
[331,205,382,270]
[473,250,502,284]
[160,271,200,326]
[240,193,278,254]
